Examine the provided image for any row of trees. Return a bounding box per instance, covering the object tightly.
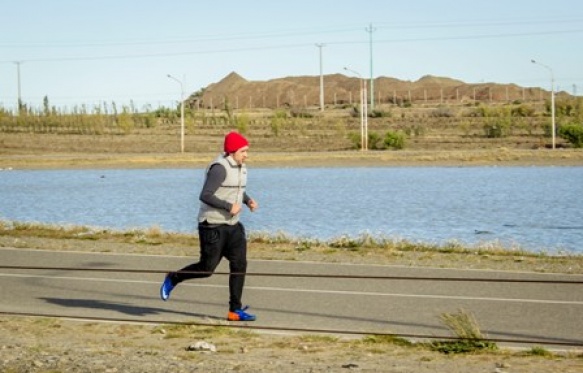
[1,96,582,147]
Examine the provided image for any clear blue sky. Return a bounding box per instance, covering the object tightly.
[1,0,582,111]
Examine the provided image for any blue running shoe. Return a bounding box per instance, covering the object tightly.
[227,306,256,321]
[160,274,175,301]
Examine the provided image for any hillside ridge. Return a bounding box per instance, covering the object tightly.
[189,72,562,110]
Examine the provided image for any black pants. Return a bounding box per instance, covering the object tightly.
[172,222,247,312]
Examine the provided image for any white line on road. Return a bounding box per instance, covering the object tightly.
[2,272,582,306]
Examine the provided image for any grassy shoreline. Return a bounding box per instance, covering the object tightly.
[1,148,583,169]
[2,220,582,274]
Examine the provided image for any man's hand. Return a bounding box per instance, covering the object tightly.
[230,203,242,216]
[247,199,258,212]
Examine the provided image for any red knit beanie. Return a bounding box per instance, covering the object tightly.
[223,131,249,154]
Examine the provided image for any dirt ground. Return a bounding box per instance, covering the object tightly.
[1,315,582,373]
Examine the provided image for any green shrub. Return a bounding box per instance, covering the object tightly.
[556,99,577,117]
[383,130,405,149]
[367,131,386,150]
[483,118,510,138]
[511,104,535,117]
[348,132,363,149]
[430,339,497,354]
[117,112,134,135]
[542,122,554,138]
[273,109,288,119]
[369,109,391,118]
[235,113,250,134]
[270,110,288,137]
[270,118,281,137]
[527,346,553,357]
[558,123,583,147]
[405,124,426,137]
[143,114,156,129]
[484,124,503,138]
[363,334,413,347]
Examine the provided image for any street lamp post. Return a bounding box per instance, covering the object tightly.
[366,23,376,111]
[363,79,368,150]
[316,43,325,111]
[344,67,368,151]
[531,59,556,149]
[167,74,185,153]
[14,61,22,114]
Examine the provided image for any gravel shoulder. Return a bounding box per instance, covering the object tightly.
[2,315,582,373]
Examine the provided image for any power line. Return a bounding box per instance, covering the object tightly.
[372,28,583,44]
[373,16,583,30]
[5,21,430,51]
[1,28,580,65]
[0,26,361,49]
[2,16,581,49]
[0,43,312,64]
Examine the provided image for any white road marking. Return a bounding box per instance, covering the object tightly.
[1,272,582,306]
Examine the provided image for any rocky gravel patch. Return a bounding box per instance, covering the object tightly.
[1,317,582,373]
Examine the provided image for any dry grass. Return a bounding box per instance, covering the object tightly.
[440,309,485,340]
[1,220,582,274]
[1,148,582,170]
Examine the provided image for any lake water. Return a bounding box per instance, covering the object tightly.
[1,166,582,254]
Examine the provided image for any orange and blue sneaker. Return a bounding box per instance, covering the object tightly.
[227,306,256,321]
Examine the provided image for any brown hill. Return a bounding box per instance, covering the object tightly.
[188,72,558,110]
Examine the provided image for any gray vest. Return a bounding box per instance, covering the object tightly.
[198,155,247,225]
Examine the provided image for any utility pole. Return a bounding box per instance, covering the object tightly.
[315,43,326,111]
[167,74,185,153]
[363,79,368,150]
[14,61,22,113]
[366,23,376,111]
[344,67,367,151]
[531,59,556,149]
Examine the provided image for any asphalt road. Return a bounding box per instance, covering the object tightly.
[1,248,582,348]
